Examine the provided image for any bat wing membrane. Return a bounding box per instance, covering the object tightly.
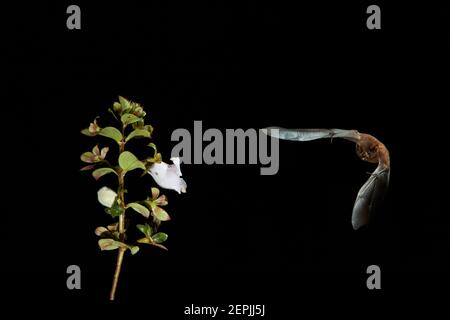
[263,127,360,143]
[351,164,390,230]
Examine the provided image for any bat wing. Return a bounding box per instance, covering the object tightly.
[351,164,390,230]
[262,127,360,143]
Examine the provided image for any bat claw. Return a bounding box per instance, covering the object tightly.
[329,130,335,143]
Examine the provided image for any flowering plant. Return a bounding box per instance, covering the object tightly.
[80,96,186,300]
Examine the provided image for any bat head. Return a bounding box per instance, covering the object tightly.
[355,135,380,164]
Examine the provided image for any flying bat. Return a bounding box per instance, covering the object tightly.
[262,128,390,230]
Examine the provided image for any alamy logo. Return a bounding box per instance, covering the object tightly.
[366,264,381,289]
[66,5,81,30]
[170,121,279,175]
[66,265,81,290]
[366,5,381,30]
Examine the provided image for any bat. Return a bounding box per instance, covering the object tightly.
[262,128,390,230]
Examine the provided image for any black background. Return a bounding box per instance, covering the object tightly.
[4,0,449,313]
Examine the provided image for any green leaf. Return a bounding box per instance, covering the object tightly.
[152,232,168,244]
[137,237,152,244]
[92,145,100,155]
[80,152,95,163]
[98,239,119,251]
[95,226,110,237]
[127,202,150,218]
[107,223,118,232]
[130,246,140,255]
[115,241,129,249]
[80,164,96,171]
[132,120,144,129]
[125,128,151,142]
[118,96,132,113]
[136,224,145,234]
[155,195,168,206]
[119,151,145,172]
[121,113,141,126]
[153,206,171,221]
[92,167,117,180]
[136,223,152,238]
[151,187,160,199]
[112,231,120,240]
[81,128,95,136]
[99,127,123,144]
[143,199,157,211]
[113,102,122,113]
[144,125,153,134]
[109,201,125,217]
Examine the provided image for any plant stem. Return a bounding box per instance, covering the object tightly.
[110,246,125,300]
[110,139,126,300]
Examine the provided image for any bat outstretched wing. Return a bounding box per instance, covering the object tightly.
[351,164,390,230]
[262,127,360,143]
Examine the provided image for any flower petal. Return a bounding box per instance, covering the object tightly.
[170,157,182,176]
[97,186,117,208]
[148,158,187,194]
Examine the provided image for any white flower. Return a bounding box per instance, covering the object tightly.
[148,157,187,194]
[97,186,117,208]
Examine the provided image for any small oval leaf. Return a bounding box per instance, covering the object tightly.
[127,202,150,218]
[125,128,151,142]
[152,206,170,221]
[136,224,145,234]
[119,151,145,172]
[136,223,152,237]
[130,246,140,255]
[121,113,141,126]
[107,223,118,232]
[99,127,123,144]
[151,187,160,199]
[113,102,122,112]
[81,128,95,136]
[110,201,125,217]
[92,167,118,180]
[95,226,109,237]
[98,239,119,251]
[152,232,168,244]
[80,152,95,163]
[155,195,168,206]
[118,96,132,112]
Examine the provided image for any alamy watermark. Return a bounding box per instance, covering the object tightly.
[170,121,279,175]
[66,265,81,290]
